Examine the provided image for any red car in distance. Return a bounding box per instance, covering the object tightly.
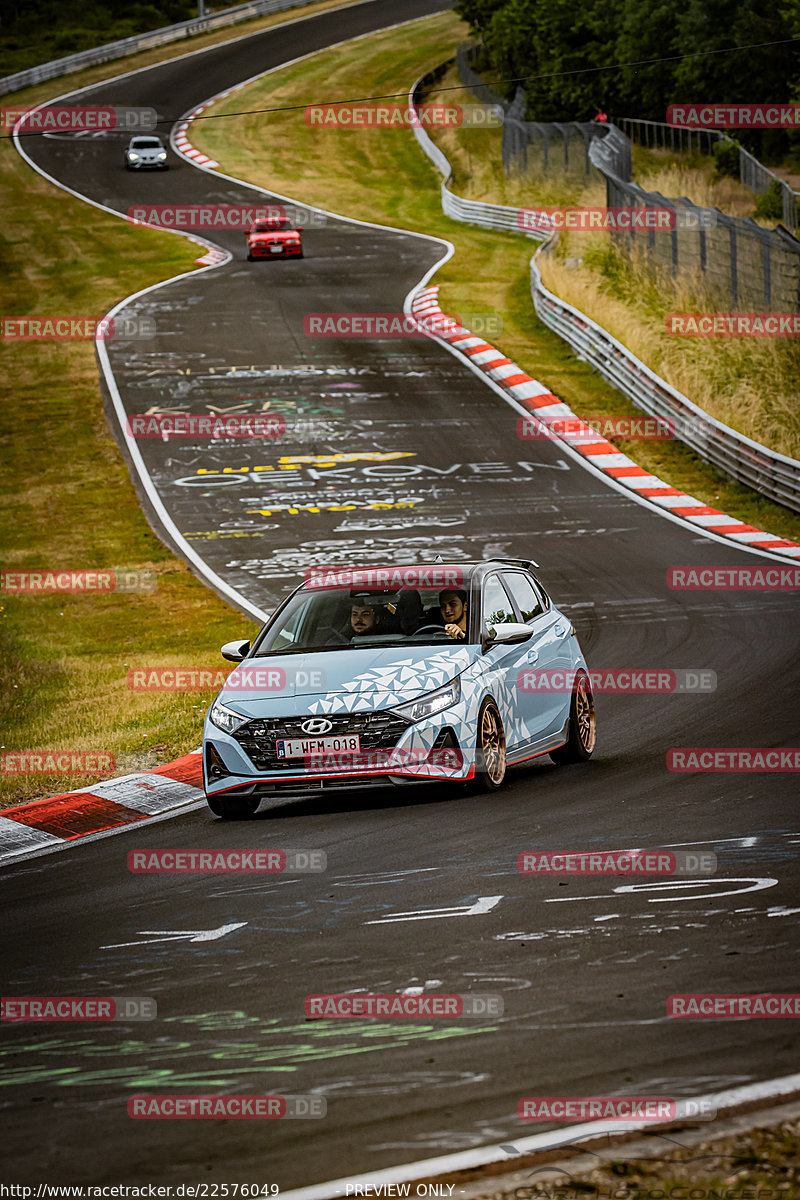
[246,217,304,260]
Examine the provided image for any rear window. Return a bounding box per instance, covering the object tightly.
[504,572,546,622]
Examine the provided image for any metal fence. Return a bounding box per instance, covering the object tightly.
[531,256,800,513]
[593,126,800,311]
[614,116,800,230]
[409,68,800,514]
[456,45,604,181]
[457,44,800,311]
[0,0,315,95]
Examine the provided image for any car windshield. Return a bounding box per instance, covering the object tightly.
[252,219,295,232]
[253,586,471,655]
[131,138,162,148]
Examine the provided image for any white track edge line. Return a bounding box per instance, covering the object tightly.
[180,55,800,567]
[403,293,799,565]
[278,1073,800,1200]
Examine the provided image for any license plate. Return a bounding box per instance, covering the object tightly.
[276,735,360,759]
[269,245,283,253]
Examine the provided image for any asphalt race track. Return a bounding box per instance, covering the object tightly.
[4,0,800,1188]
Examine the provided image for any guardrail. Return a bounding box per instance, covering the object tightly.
[530,260,800,513]
[409,69,800,515]
[0,0,314,96]
[409,70,552,240]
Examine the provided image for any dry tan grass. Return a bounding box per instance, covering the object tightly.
[422,67,800,461]
[194,16,800,543]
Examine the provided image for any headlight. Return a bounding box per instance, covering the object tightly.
[158,152,167,160]
[128,152,139,160]
[209,698,246,734]
[390,677,460,723]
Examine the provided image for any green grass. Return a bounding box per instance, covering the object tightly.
[194,12,800,544]
[0,69,259,808]
[4,4,799,807]
[1,0,387,810]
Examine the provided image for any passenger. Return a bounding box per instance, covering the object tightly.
[422,588,468,641]
[439,588,468,641]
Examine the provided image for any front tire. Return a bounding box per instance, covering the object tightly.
[206,794,260,819]
[550,670,596,763]
[473,698,507,791]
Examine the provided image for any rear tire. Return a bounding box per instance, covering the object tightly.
[550,670,596,763]
[473,698,507,791]
[206,794,260,819]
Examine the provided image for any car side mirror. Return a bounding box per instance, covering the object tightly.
[221,639,250,662]
[296,226,304,232]
[481,622,535,653]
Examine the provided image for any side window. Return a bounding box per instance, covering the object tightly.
[482,575,517,629]
[260,597,312,652]
[504,572,545,623]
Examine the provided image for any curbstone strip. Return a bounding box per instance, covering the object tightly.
[0,752,203,865]
[411,285,800,559]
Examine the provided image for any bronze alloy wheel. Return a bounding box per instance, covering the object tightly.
[475,698,507,790]
[550,670,597,764]
[574,673,597,754]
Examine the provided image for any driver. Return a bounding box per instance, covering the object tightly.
[428,588,468,641]
[349,601,378,636]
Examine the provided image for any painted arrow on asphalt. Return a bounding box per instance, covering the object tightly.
[364,896,502,925]
[101,922,246,948]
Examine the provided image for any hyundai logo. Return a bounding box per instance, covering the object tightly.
[300,717,333,735]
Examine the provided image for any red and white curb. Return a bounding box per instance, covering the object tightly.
[172,93,246,266]
[173,100,220,168]
[0,752,203,865]
[412,286,800,559]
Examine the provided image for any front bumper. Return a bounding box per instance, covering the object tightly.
[248,243,302,257]
[203,706,472,798]
[126,158,168,169]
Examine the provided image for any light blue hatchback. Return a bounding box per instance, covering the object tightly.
[203,559,596,818]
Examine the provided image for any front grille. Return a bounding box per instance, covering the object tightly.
[233,710,410,772]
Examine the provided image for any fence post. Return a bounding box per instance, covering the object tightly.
[728,220,739,309]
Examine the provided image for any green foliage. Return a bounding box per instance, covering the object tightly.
[0,0,205,74]
[754,179,786,220]
[713,138,741,178]
[457,0,800,123]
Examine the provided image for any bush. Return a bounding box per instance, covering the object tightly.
[754,180,786,222]
[713,139,741,179]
